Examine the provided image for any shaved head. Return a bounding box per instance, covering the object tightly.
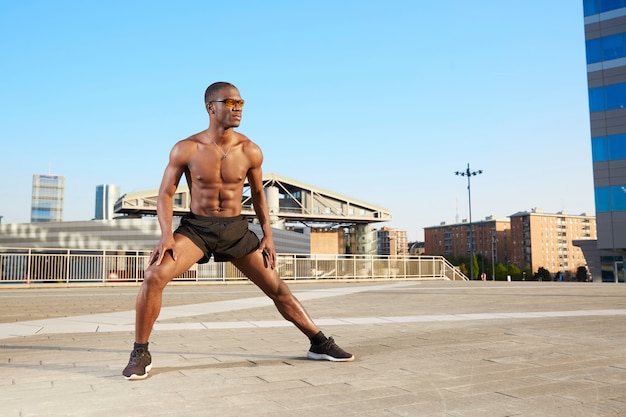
[204,82,237,105]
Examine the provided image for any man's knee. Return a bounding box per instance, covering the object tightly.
[143,266,170,289]
[268,280,295,302]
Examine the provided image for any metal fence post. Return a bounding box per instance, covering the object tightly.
[65,249,70,284]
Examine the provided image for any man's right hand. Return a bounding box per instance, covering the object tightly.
[149,234,177,266]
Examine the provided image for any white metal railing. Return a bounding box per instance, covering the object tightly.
[0,248,467,285]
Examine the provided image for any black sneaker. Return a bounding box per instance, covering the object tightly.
[307,336,355,362]
[123,347,152,380]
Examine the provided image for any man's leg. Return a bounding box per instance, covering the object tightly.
[232,250,354,361]
[232,250,319,337]
[135,235,203,342]
[123,235,203,380]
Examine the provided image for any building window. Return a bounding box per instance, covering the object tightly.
[609,133,626,160]
[595,185,626,211]
[584,0,599,16]
[613,186,626,210]
[586,38,602,63]
[589,83,626,112]
[592,136,609,161]
[591,134,626,162]
[589,87,605,112]
[586,33,626,64]
[603,33,626,60]
[585,0,626,16]
[601,0,624,13]
[606,83,626,110]
[595,187,611,212]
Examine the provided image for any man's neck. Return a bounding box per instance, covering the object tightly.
[205,126,234,144]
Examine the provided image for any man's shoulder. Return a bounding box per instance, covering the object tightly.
[167,135,203,162]
[235,132,258,148]
[241,137,262,157]
[183,131,207,143]
[174,132,206,149]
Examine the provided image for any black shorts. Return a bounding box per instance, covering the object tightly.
[174,213,260,264]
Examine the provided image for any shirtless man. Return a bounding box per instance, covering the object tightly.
[123,82,354,380]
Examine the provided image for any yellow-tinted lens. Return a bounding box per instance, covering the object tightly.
[224,99,244,107]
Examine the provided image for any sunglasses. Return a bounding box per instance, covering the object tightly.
[209,98,245,108]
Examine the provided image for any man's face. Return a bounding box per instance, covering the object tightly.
[208,86,244,128]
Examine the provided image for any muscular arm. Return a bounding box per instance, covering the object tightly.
[246,145,276,267]
[151,141,190,265]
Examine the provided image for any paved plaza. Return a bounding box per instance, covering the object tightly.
[1,280,626,416]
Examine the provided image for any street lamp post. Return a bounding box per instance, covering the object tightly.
[455,163,483,280]
[491,234,497,280]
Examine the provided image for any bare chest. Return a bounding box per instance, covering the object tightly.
[186,146,248,186]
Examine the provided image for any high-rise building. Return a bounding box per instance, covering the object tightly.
[95,184,120,220]
[31,174,65,223]
[583,1,626,281]
[509,210,596,278]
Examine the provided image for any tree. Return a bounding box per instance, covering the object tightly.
[472,255,480,280]
[535,267,551,281]
[576,266,589,282]
[494,262,508,280]
[459,262,469,278]
[445,255,476,280]
[508,263,522,280]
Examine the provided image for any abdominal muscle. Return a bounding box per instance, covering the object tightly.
[190,184,243,217]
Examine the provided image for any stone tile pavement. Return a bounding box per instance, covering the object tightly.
[1,280,626,416]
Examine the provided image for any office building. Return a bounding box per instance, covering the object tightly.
[31,174,65,223]
[95,184,120,220]
[583,1,626,281]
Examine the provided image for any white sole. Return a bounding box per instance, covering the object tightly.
[306,351,355,362]
[124,362,153,380]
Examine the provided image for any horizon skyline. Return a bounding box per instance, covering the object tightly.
[2,171,596,243]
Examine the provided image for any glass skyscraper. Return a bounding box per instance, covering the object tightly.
[584,0,626,281]
[95,184,120,220]
[31,174,65,223]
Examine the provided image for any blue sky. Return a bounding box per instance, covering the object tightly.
[0,1,592,241]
